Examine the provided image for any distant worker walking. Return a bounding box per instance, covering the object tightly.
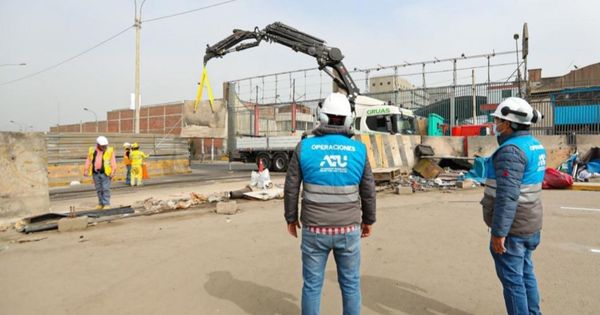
[84,136,117,209]
[129,142,149,186]
[481,97,546,315]
[123,142,132,185]
[284,92,376,315]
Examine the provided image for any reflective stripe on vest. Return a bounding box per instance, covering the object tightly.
[299,134,366,203]
[484,135,546,204]
[302,183,359,203]
[88,146,114,176]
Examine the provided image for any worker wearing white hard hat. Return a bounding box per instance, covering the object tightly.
[284,92,376,315]
[84,135,117,209]
[482,97,546,314]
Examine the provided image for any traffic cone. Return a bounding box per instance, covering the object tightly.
[258,159,264,173]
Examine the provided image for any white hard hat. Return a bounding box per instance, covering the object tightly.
[321,93,352,117]
[319,93,353,127]
[492,97,541,125]
[123,142,131,148]
[96,136,109,146]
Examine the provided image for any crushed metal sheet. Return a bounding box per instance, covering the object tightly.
[243,188,284,201]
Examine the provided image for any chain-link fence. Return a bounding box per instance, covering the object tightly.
[227,59,599,136]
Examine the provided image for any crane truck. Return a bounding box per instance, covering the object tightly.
[202,22,416,171]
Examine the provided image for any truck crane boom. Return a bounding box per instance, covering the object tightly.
[203,22,360,110]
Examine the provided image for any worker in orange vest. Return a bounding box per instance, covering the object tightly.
[130,142,149,186]
[123,142,132,185]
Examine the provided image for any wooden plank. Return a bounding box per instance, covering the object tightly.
[567,182,600,191]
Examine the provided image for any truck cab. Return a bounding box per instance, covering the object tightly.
[352,95,417,135]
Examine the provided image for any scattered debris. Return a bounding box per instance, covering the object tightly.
[216,201,238,215]
[243,188,284,201]
[58,216,89,232]
[250,169,272,189]
[413,159,444,179]
[17,206,134,234]
[17,236,47,243]
[143,192,209,213]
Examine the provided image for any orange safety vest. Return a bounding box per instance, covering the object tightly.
[123,150,132,166]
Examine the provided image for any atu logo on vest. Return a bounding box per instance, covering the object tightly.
[320,155,348,168]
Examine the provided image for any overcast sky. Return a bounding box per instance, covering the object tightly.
[1,0,598,131]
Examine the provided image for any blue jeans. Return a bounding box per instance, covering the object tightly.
[92,173,111,206]
[301,227,361,315]
[125,165,131,185]
[490,232,541,315]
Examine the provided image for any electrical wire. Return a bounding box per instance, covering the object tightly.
[142,0,238,23]
[0,25,133,87]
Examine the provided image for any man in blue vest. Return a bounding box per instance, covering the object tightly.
[284,92,376,315]
[481,97,546,315]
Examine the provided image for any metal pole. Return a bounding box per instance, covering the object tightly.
[393,66,398,105]
[450,59,457,129]
[134,17,141,133]
[487,55,490,86]
[134,0,147,134]
[514,33,521,97]
[472,69,477,124]
[422,63,426,89]
[255,85,260,136]
[83,108,98,133]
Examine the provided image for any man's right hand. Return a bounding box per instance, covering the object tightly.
[287,221,301,238]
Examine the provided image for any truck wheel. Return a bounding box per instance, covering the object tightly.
[256,152,271,170]
[271,153,289,172]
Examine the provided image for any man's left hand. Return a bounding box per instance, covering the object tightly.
[361,224,372,238]
[491,235,506,254]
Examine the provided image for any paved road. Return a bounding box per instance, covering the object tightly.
[50,161,282,201]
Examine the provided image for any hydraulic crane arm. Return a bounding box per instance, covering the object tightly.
[203,22,360,110]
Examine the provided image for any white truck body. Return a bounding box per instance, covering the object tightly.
[231,94,417,171]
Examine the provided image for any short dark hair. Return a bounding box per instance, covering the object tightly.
[327,114,345,126]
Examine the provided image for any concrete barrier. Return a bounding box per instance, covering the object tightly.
[421,136,466,157]
[0,132,49,221]
[356,134,420,172]
[575,135,600,155]
[537,135,572,169]
[468,135,574,169]
[467,136,498,157]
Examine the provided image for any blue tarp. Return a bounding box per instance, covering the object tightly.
[465,156,489,184]
[587,160,600,173]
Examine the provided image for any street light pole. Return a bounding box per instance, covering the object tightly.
[9,120,25,131]
[83,108,98,133]
[0,62,26,68]
[134,0,147,134]
[514,33,522,98]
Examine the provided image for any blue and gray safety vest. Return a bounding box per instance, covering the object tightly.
[482,134,546,235]
[300,134,366,202]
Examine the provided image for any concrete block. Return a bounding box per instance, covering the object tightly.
[395,186,414,195]
[457,179,476,189]
[216,201,238,215]
[413,159,443,179]
[0,132,49,221]
[58,216,88,232]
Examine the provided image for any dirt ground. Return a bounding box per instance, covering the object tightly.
[1,178,599,315]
